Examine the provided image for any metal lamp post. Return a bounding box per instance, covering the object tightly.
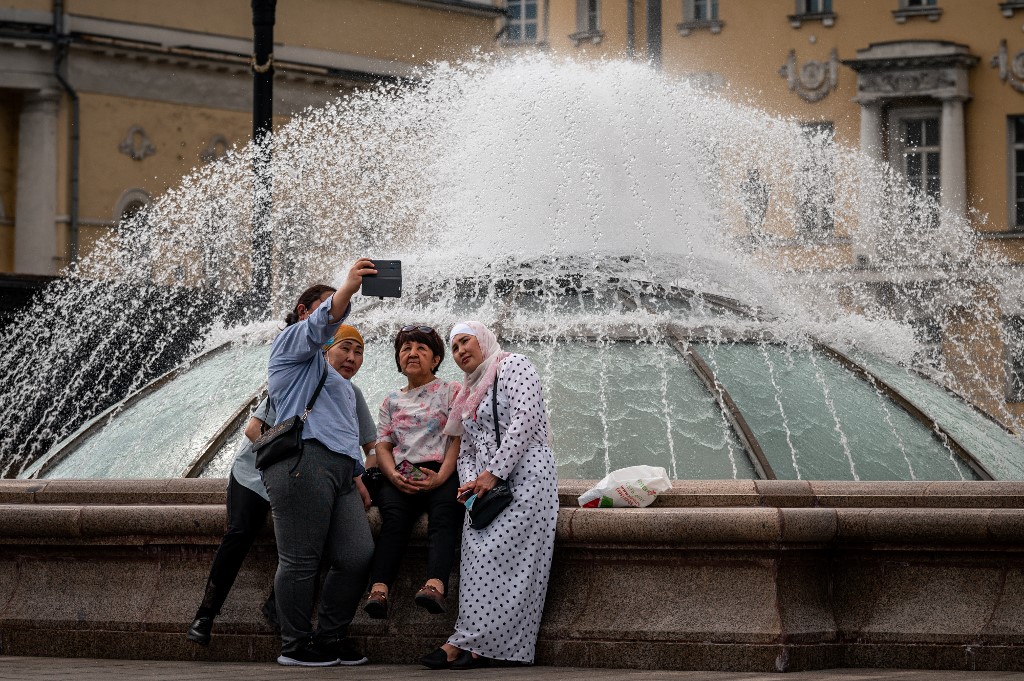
[251,0,276,313]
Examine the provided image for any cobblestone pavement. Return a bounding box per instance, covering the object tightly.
[1,659,1023,681]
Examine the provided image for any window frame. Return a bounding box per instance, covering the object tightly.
[789,0,836,27]
[893,0,942,22]
[1009,115,1024,231]
[887,106,942,202]
[1002,1,1024,19]
[505,0,540,44]
[678,0,723,35]
[570,0,604,44]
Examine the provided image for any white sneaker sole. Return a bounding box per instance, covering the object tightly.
[276,655,341,667]
[338,656,369,666]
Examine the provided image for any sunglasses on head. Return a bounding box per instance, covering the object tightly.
[400,325,435,334]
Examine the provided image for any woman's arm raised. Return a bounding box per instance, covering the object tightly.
[329,258,376,323]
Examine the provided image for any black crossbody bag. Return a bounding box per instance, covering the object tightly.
[467,369,514,530]
[252,364,328,471]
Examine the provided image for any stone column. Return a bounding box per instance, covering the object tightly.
[858,101,884,165]
[940,95,967,226]
[14,90,61,275]
[854,101,885,267]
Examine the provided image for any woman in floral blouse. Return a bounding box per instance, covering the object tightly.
[364,325,463,618]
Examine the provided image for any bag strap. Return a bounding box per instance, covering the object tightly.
[491,365,502,449]
[301,362,330,422]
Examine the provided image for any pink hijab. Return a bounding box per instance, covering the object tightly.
[447,321,511,425]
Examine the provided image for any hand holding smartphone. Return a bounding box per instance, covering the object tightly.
[361,259,402,298]
[396,459,427,481]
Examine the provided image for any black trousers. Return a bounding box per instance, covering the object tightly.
[368,463,464,593]
[198,475,271,616]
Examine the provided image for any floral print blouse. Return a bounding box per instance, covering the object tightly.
[377,378,462,465]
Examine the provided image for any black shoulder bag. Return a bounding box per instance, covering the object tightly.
[252,363,328,471]
[467,367,515,530]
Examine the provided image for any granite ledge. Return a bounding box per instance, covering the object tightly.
[4,504,1024,546]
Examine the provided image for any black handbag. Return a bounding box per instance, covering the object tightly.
[467,372,514,530]
[252,364,328,471]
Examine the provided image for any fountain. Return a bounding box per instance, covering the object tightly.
[3,56,1021,482]
[2,56,1024,672]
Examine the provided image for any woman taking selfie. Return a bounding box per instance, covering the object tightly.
[364,325,463,619]
[421,321,558,670]
[262,258,377,668]
[185,322,376,648]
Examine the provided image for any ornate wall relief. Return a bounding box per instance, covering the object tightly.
[858,70,956,97]
[118,126,156,161]
[199,134,230,163]
[992,40,1024,93]
[779,49,838,102]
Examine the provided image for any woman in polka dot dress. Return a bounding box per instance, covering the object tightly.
[420,321,558,670]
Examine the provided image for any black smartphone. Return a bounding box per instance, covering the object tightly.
[361,259,402,298]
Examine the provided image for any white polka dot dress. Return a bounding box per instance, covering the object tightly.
[447,354,558,664]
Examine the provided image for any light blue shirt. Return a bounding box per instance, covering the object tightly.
[267,294,361,469]
[233,386,378,501]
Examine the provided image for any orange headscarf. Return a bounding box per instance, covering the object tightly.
[323,324,364,351]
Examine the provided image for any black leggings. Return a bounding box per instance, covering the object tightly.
[368,463,464,593]
[198,475,271,616]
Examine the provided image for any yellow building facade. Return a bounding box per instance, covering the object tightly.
[2,0,1023,424]
[0,0,499,273]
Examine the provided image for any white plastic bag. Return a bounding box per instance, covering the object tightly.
[578,465,672,508]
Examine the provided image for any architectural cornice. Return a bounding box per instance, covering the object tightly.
[843,53,979,73]
[0,9,422,84]
[384,0,504,16]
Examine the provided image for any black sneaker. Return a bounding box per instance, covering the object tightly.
[316,633,369,666]
[186,614,213,646]
[277,636,341,667]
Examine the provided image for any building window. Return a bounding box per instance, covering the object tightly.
[506,0,539,43]
[1002,2,1024,19]
[1006,317,1024,402]
[678,0,723,35]
[893,0,941,22]
[789,0,836,29]
[799,0,832,12]
[740,169,771,239]
[1011,116,1024,230]
[570,0,603,44]
[786,0,835,25]
[795,122,836,237]
[900,116,941,204]
[693,0,718,20]
[583,0,598,31]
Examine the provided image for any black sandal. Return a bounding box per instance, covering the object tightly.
[420,647,457,669]
[451,650,491,670]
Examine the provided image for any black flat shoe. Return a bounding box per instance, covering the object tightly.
[186,614,213,646]
[451,650,491,670]
[420,647,457,669]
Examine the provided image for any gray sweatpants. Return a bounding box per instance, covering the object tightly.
[262,441,373,652]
